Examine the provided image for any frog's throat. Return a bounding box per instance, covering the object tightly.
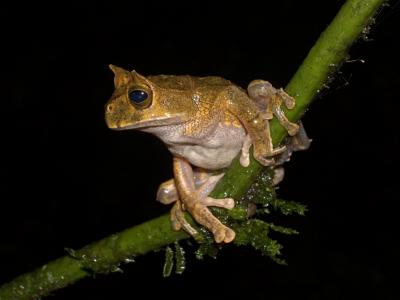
[114,115,185,130]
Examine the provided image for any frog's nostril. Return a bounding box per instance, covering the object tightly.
[107,104,113,112]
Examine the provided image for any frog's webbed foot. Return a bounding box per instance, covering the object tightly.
[172,157,235,243]
[240,132,286,167]
[248,80,300,137]
[176,193,235,243]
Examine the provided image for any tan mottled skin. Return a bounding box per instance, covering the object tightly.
[105,65,301,243]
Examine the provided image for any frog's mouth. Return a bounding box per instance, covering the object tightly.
[113,115,185,130]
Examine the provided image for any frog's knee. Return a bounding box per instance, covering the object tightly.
[156,179,178,204]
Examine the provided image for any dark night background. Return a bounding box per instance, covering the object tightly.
[1,1,399,299]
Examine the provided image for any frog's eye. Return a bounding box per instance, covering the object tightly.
[128,89,151,108]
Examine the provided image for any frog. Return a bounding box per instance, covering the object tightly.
[105,65,309,243]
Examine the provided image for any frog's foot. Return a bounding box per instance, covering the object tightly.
[170,194,235,243]
[272,88,299,136]
[240,134,286,167]
[247,80,299,137]
[253,132,287,167]
[188,199,236,243]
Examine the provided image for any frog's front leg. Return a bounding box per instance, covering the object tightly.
[224,86,286,166]
[247,80,299,136]
[172,157,235,243]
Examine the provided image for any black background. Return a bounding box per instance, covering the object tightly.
[2,1,400,299]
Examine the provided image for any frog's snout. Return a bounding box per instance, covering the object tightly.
[105,104,119,129]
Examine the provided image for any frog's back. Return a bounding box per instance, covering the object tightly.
[148,74,233,91]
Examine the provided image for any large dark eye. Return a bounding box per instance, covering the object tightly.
[128,90,148,105]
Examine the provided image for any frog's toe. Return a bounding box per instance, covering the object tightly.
[255,155,275,166]
[270,145,287,156]
[287,122,300,136]
[170,202,198,236]
[254,144,287,166]
[277,88,296,109]
[240,153,250,167]
[201,197,235,209]
[170,202,183,230]
[213,225,236,243]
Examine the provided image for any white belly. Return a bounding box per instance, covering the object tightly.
[167,124,246,170]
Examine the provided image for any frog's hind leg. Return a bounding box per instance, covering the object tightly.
[173,157,235,243]
[157,168,231,240]
[223,86,286,166]
[247,80,299,136]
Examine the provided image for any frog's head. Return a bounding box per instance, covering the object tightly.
[105,65,192,131]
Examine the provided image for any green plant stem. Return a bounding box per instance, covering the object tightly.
[0,0,385,298]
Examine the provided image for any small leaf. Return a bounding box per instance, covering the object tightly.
[174,242,186,275]
[163,246,174,278]
[268,223,299,235]
[272,198,307,216]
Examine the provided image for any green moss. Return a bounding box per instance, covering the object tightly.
[163,246,174,277]
[174,242,186,275]
[162,242,186,276]
[242,168,276,205]
[271,198,308,216]
[188,168,306,265]
[195,243,219,260]
[234,220,285,264]
[268,223,299,235]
